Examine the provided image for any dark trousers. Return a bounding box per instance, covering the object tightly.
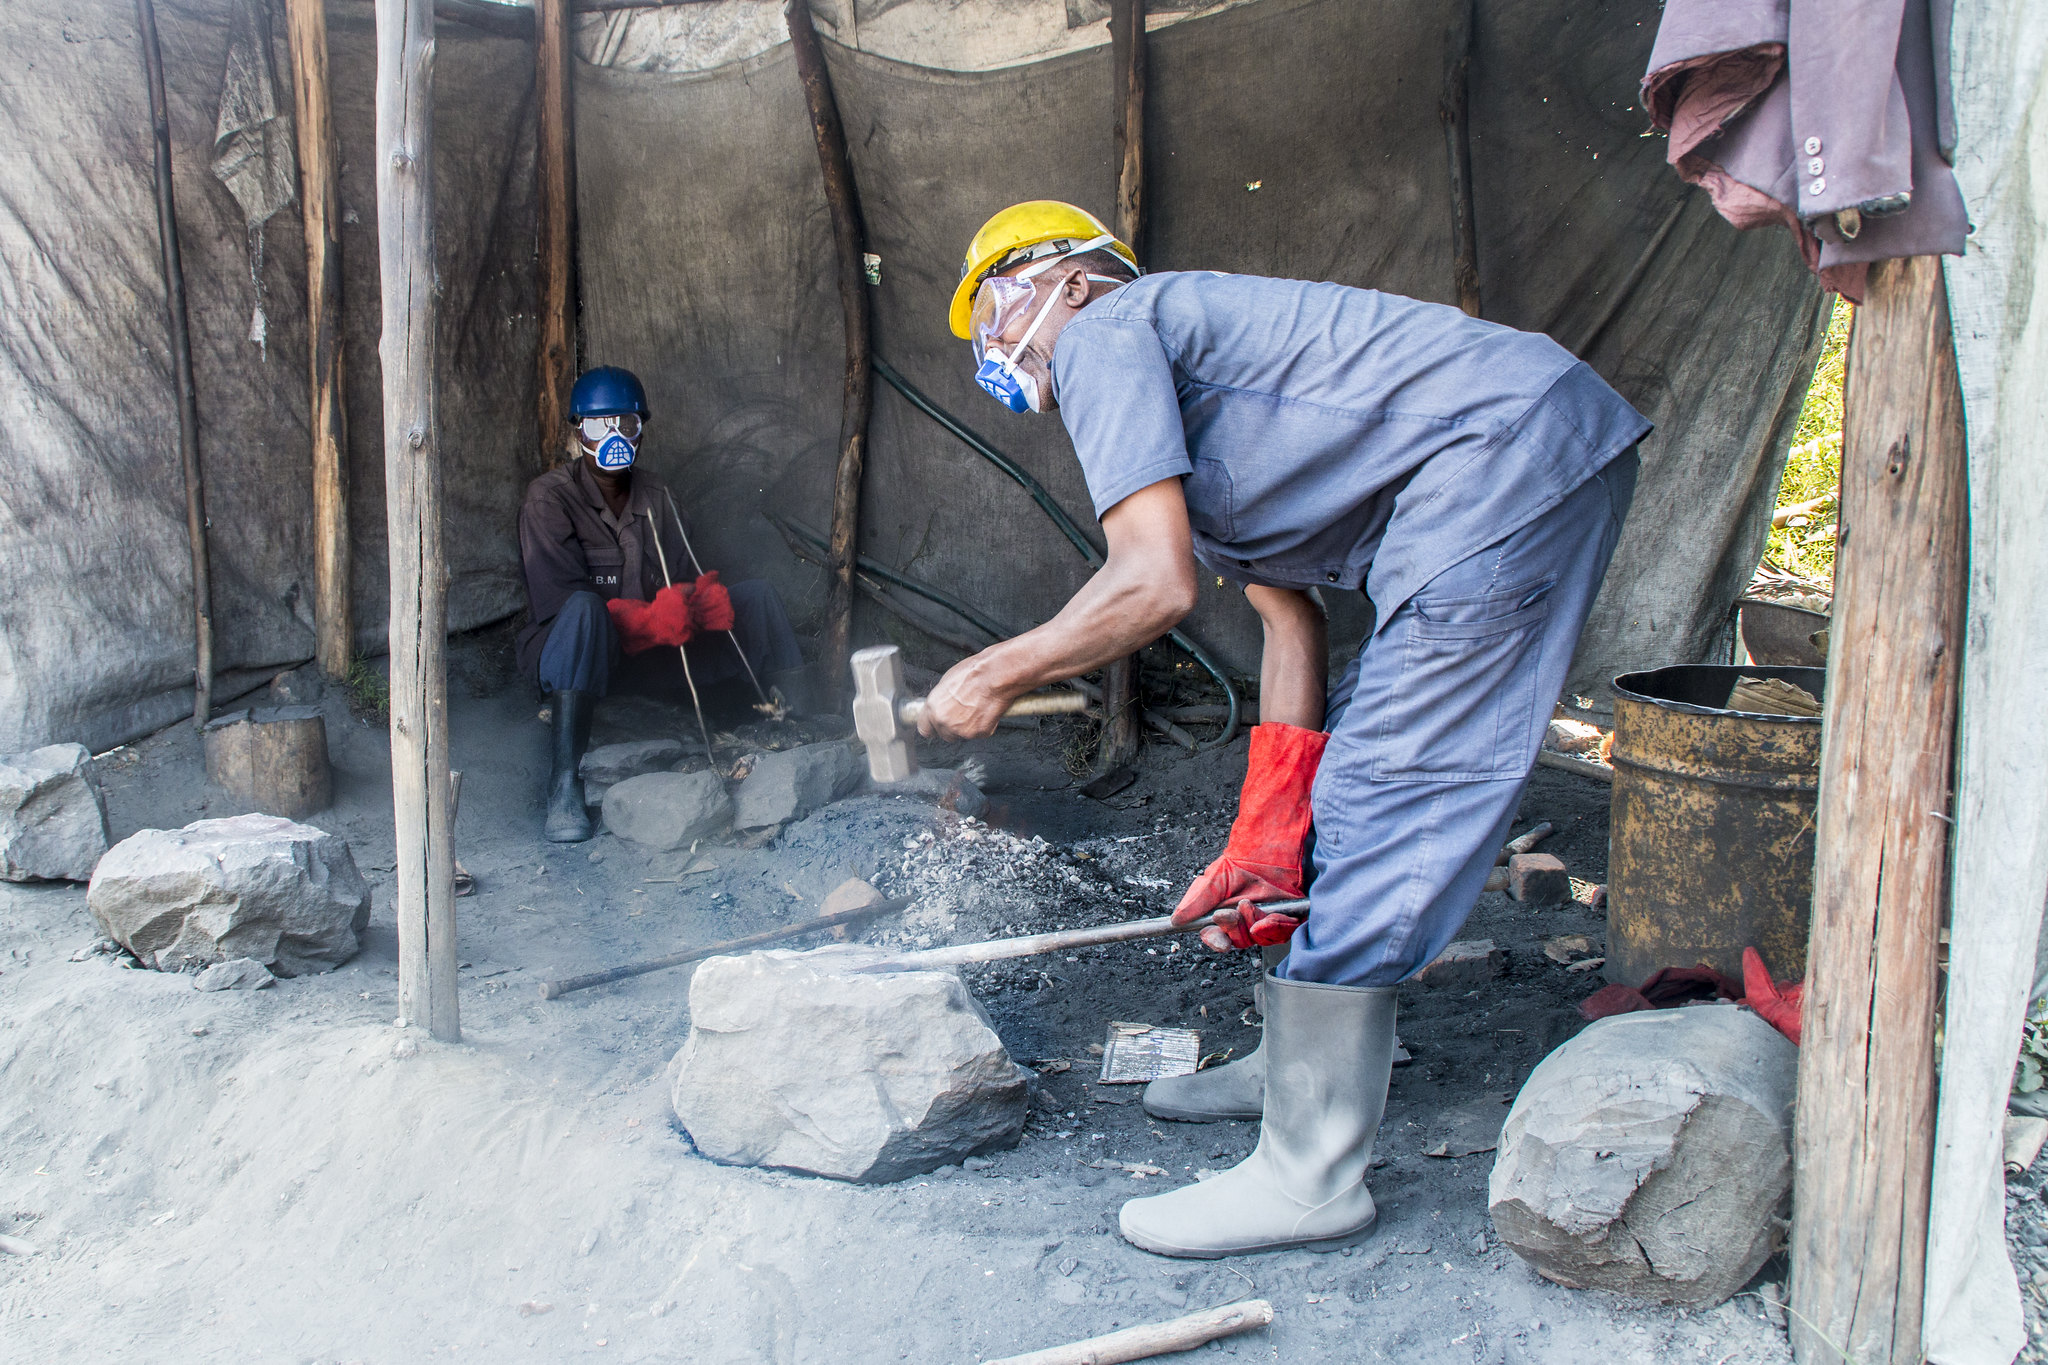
[534,582,804,699]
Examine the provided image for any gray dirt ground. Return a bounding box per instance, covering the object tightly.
[2,630,1804,1363]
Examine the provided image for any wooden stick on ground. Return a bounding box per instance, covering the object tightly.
[786,0,873,704]
[137,0,213,728]
[285,0,352,679]
[376,0,460,1043]
[1789,253,1965,1365]
[535,0,577,467]
[539,898,909,999]
[986,1299,1275,1365]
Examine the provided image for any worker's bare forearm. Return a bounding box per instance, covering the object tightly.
[958,572,1192,699]
[1246,585,1326,730]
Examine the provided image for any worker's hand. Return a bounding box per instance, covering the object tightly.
[1171,723,1328,933]
[919,662,1012,741]
[607,585,693,654]
[1198,899,1306,953]
[687,572,734,633]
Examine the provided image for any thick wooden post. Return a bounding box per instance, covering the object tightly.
[137,0,214,728]
[1789,255,1967,1364]
[1096,0,1148,773]
[375,0,460,1042]
[1439,0,1480,317]
[787,0,872,705]
[536,0,577,466]
[285,0,352,679]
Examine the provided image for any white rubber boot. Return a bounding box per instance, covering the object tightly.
[1119,972,1397,1258]
[1142,944,1288,1122]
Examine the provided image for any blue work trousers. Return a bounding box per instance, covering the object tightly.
[1283,450,1638,987]
[535,581,802,698]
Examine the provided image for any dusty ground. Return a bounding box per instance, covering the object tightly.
[2,633,1804,1363]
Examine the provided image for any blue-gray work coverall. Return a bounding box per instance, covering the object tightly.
[1053,272,1650,987]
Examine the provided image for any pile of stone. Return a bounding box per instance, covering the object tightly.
[88,813,371,976]
[1,743,110,882]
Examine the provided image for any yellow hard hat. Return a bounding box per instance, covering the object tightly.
[949,201,1138,339]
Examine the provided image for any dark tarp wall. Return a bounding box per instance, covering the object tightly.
[579,0,1826,709]
[0,0,537,755]
[2,0,1823,757]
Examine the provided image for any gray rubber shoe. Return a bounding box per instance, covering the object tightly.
[1142,943,1288,1122]
[1119,972,1397,1258]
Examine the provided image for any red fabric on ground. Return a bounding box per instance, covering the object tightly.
[1579,952,1804,1045]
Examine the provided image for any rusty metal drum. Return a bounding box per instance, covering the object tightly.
[1606,665,1823,988]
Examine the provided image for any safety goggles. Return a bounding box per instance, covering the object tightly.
[967,233,1127,361]
[577,413,642,443]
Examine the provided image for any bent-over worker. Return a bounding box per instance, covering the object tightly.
[517,366,808,843]
[925,202,1648,1259]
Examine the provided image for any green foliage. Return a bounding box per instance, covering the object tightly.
[342,654,390,721]
[2021,997,2048,1095]
[1765,299,1852,585]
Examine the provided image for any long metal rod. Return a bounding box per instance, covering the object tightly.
[665,488,768,703]
[540,897,910,998]
[643,511,717,761]
[869,356,1241,747]
[137,0,213,729]
[856,904,1309,973]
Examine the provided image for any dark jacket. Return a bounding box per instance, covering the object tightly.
[515,459,691,680]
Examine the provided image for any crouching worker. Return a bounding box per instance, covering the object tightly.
[921,202,1649,1258]
[515,366,808,843]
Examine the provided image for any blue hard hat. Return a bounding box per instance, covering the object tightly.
[568,366,650,420]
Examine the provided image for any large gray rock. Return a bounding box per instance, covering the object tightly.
[732,741,862,829]
[603,770,732,850]
[671,946,1029,1182]
[1,743,110,882]
[580,739,687,805]
[88,814,371,975]
[1489,1004,1797,1306]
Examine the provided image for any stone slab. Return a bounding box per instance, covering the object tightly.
[0,743,110,883]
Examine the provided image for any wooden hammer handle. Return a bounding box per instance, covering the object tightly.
[897,691,1090,726]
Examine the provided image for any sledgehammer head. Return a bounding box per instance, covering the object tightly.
[850,644,918,783]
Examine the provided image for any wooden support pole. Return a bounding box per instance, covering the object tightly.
[1097,0,1149,774]
[137,0,214,728]
[375,0,460,1043]
[285,0,353,679]
[536,0,578,466]
[1439,0,1480,318]
[786,0,872,706]
[1789,255,1967,1365]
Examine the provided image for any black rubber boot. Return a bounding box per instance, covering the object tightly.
[544,688,595,843]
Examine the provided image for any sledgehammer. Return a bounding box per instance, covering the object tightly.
[850,644,1089,782]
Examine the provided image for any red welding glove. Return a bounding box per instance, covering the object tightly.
[1742,947,1805,1045]
[687,571,735,633]
[607,584,694,654]
[1175,723,1328,952]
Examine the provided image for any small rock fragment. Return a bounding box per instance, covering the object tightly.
[1,743,111,883]
[862,766,988,818]
[1507,853,1571,905]
[603,770,733,851]
[193,958,275,991]
[392,1036,421,1059]
[1413,939,1505,987]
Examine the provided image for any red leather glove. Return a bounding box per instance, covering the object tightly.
[1199,899,1307,953]
[607,584,693,654]
[1742,947,1804,1045]
[688,572,735,633]
[1175,723,1328,952]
